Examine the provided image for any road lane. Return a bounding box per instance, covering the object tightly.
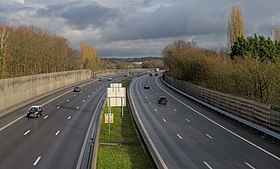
[0,75,124,169]
[129,74,280,169]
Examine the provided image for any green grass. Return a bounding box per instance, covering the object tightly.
[97,76,154,169]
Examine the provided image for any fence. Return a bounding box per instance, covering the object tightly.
[164,74,280,138]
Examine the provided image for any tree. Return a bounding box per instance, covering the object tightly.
[275,27,280,41]
[227,4,245,50]
[80,43,100,71]
[0,23,10,78]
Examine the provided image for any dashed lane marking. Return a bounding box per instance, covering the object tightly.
[33,156,41,166]
[24,130,30,136]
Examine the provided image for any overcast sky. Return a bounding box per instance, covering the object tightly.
[0,0,280,58]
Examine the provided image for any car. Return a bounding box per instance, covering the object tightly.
[27,106,43,118]
[73,86,81,92]
[107,77,112,81]
[149,73,152,76]
[144,85,150,89]
[155,73,158,76]
[158,96,168,105]
[99,78,103,81]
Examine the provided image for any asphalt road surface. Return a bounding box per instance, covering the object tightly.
[0,75,123,169]
[129,73,280,169]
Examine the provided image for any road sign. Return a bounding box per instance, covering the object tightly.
[105,113,114,124]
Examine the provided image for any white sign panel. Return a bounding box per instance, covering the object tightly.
[107,87,126,107]
[107,97,126,107]
[110,83,122,88]
[107,88,126,98]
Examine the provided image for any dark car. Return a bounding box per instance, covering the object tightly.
[73,86,81,92]
[144,85,150,89]
[27,106,43,118]
[155,73,158,76]
[149,73,152,76]
[99,78,103,81]
[158,96,168,105]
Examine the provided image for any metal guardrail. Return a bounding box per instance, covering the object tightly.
[128,78,168,169]
[163,74,280,140]
[76,93,106,169]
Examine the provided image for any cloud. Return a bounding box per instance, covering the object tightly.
[1,0,280,57]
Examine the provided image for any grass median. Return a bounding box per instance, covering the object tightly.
[97,76,155,169]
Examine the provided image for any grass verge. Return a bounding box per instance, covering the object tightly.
[97,76,154,169]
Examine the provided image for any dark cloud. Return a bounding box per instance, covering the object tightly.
[103,2,227,41]
[60,4,120,29]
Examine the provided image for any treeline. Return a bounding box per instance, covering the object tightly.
[0,23,80,78]
[162,40,280,106]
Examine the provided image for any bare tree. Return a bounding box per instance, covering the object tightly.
[0,23,10,78]
[275,26,280,41]
[227,4,245,51]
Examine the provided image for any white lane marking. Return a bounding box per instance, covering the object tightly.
[245,162,255,169]
[156,79,280,161]
[173,109,177,112]
[129,84,168,169]
[203,161,213,169]
[33,156,41,166]
[66,99,69,102]
[68,116,71,120]
[55,130,60,136]
[206,134,213,139]
[24,130,30,136]
[145,97,148,99]
[163,119,166,122]
[186,118,190,123]
[57,106,60,109]
[76,106,79,109]
[83,100,86,103]
[154,109,157,112]
[149,102,152,104]
[0,116,24,132]
[92,91,94,94]
[88,95,90,97]
[177,134,182,140]
[44,115,48,119]
[74,95,76,97]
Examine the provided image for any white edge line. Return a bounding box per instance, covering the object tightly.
[76,92,106,169]
[163,119,166,122]
[68,116,71,120]
[33,156,41,166]
[156,79,280,161]
[0,116,24,131]
[129,81,168,169]
[245,162,256,169]
[186,118,190,123]
[44,115,48,119]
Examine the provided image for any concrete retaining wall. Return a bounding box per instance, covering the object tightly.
[0,70,92,115]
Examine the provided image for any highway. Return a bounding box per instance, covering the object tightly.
[0,75,122,169]
[129,74,280,169]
